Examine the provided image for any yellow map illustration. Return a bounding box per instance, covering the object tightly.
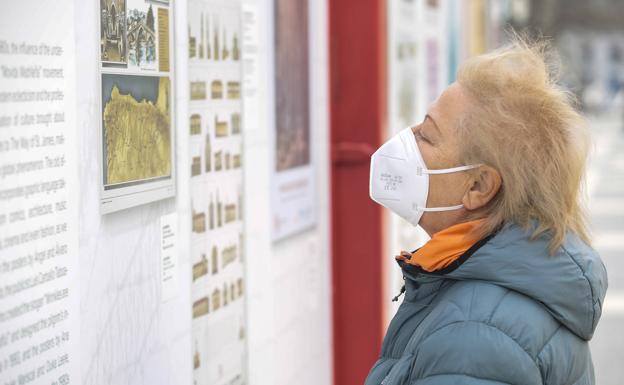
[103,77,171,185]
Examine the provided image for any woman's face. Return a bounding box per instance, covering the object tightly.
[411,83,474,236]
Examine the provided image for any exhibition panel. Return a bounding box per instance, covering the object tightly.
[0,1,79,384]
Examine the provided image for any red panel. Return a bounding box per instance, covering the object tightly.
[329,0,387,384]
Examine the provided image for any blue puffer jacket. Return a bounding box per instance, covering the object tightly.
[364,222,608,385]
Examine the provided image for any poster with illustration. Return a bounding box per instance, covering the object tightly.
[188,1,247,384]
[271,0,316,241]
[126,0,158,70]
[101,0,127,66]
[98,0,175,213]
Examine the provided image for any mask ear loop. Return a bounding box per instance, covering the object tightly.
[416,164,482,211]
[421,163,482,175]
[418,204,465,212]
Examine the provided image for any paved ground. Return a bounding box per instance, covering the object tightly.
[586,111,624,385]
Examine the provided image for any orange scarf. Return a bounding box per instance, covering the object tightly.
[397,220,485,272]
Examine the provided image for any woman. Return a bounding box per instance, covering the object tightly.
[366,38,608,385]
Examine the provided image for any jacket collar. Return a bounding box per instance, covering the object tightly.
[395,222,607,340]
[395,232,496,302]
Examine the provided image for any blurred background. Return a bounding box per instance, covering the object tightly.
[0,0,622,385]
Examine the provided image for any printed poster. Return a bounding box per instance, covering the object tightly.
[188,0,247,384]
[99,0,176,213]
[271,0,316,242]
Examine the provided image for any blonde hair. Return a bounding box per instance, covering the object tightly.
[456,36,591,254]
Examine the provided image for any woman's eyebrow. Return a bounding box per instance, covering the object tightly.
[426,114,442,136]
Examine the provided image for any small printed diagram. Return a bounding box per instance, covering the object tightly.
[101,0,127,64]
[102,74,171,187]
[188,8,241,62]
[126,0,157,70]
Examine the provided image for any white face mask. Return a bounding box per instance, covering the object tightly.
[369,127,480,226]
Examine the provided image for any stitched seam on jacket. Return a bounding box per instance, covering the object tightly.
[413,372,517,385]
[487,290,511,324]
[561,244,594,330]
[569,368,590,385]
[380,308,424,360]
[536,325,589,385]
[402,280,444,304]
[536,324,562,357]
[383,282,451,360]
[468,284,478,319]
[415,320,541,380]
[367,357,397,381]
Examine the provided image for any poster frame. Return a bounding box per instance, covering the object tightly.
[97,0,177,214]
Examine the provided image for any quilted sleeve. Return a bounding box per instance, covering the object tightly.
[408,321,542,385]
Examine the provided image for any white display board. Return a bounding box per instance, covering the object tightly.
[242,0,333,384]
[0,1,80,383]
[76,0,192,384]
[1,1,332,385]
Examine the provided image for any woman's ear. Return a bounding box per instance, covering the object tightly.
[462,165,501,211]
